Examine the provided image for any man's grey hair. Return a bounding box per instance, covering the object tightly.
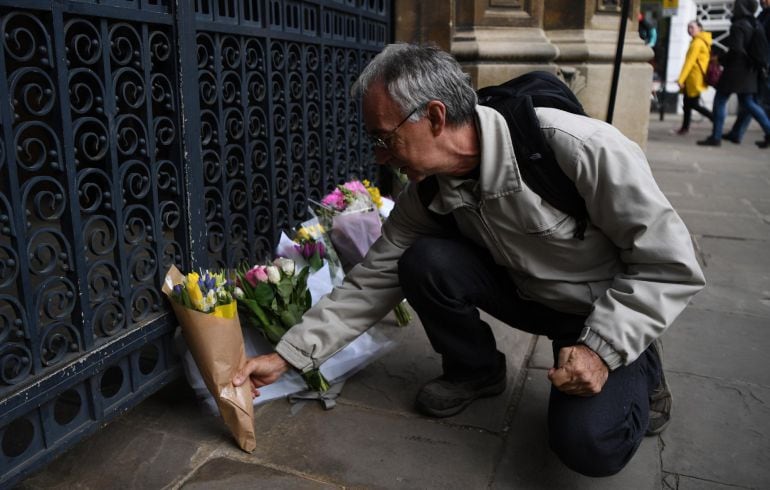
[351,43,478,126]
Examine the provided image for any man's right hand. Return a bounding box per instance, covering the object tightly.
[233,352,290,398]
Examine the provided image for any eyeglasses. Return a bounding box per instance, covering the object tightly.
[367,105,421,149]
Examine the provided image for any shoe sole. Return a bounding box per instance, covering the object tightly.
[415,378,507,418]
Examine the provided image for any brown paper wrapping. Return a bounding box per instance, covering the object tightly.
[162,265,257,453]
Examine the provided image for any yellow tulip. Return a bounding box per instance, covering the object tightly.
[185,272,204,310]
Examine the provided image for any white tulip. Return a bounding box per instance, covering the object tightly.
[273,257,295,277]
[266,265,281,284]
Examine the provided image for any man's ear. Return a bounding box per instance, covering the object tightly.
[425,100,446,135]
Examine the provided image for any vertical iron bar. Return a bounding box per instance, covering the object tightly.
[99,18,131,336]
[51,1,94,350]
[175,0,206,269]
[0,7,41,375]
[607,0,631,124]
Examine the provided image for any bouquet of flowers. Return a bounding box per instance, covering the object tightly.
[315,179,383,270]
[236,258,330,392]
[162,265,256,453]
[313,179,411,326]
[293,221,329,272]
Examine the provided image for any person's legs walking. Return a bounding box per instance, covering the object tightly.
[691,96,713,121]
[679,96,694,133]
[698,90,729,145]
[724,106,751,143]
[737,93,770,148]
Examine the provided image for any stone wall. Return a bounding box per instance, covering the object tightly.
[394,0,653,147]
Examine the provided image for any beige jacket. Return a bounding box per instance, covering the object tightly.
[678,31,712,97]
[276,106,705,371]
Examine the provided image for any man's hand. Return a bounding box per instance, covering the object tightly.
[547,344,609,396]
[233,353,290,398]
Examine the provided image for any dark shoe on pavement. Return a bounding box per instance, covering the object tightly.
[646,339,672,436]
[696,137,721,147]
[756,135,770,149]
[723,133,741,144]
[415,354,507,418]
[675,128,688,135]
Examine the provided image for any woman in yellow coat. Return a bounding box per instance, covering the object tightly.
[676,20,714,135]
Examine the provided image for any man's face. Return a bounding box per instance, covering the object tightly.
[762,0,769,9]
[361,82,431,182]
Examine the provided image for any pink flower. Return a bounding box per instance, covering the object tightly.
[343,180,367,195]
[321,188,346,210]
[244,265,268,286]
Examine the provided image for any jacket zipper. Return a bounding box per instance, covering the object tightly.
[474,200,517,266]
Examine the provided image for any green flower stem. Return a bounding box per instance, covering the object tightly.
[393,302,411,327]
[302,369,330,392]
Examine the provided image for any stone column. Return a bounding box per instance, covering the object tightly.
[393,0,653,146]
[544,0,653,145]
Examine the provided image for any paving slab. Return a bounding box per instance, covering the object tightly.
[690,236,770,317]
[663,308,767,386]
[664,473,754,490]
[17,415,220,490]
[676,212,769,242]
[660,372,770,489]
[181,458,338,489]
[341,310,535,432]
[245,401,504,489]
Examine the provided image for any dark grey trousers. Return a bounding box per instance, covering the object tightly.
[398,237,661,477]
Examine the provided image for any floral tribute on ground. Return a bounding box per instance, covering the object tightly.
[235,258,330,392]
[161,266,256,453]
[314,179,411,326]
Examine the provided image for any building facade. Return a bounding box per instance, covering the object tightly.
[395,0,654,146]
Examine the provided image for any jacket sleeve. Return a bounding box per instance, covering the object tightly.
[551,123,706,369]
[275,183,444,372]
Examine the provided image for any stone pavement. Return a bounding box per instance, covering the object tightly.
[18,116,770,489]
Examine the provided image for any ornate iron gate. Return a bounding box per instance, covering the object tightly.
[0,0,389,485]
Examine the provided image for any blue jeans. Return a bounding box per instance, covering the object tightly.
[714,91,770,141]
[398,237,660,477]
[727,78,770,140]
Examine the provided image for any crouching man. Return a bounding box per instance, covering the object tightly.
[234,44,705,477]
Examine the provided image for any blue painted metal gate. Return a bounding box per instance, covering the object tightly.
[0,0,389,485]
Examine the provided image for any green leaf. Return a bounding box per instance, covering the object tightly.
[295,266,310,291]
[308,251,323,271]
[279,306,300,328]
[238,297,272,328]
[253,282,275,306]
[276,277,293,302]
[263,321,287,345]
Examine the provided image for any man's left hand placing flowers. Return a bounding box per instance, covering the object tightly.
[233,353,291,398]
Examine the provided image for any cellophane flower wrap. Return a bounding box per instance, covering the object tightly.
[313,179,411,326]
[236,258,330,392]
[161,265,256,453]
